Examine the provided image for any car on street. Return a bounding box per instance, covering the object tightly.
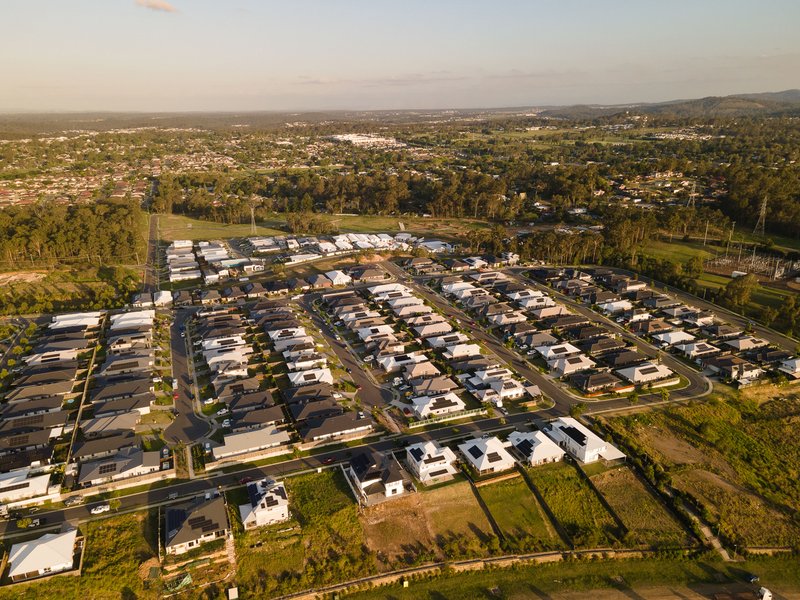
[221,419,231,428]
[345,367,352,374]
[321,457,335,465]
[203,398,215,405]
[64,496,84,507]
[239,476,253,485]
[24,518,44,528]
[216,407,230,416]
[90,504,111,515]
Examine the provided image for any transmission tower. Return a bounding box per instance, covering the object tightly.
[753,196,767,236]
[686,181,697,208]
[250,204,257,236]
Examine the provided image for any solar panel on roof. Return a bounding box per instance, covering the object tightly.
[409,447,424,461]
[640,366,659,375]
[98,463,118,475]
[487,452,502,463]
[467,445,483,459]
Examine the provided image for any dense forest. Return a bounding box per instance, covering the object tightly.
[0,199,145,268]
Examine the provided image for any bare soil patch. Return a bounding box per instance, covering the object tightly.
[360,493,437,564]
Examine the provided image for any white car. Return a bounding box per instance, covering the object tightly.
[90,504,110,515]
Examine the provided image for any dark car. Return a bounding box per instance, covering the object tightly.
[239,476,253,485]
[321,457,335,465]
[746,573,760,584]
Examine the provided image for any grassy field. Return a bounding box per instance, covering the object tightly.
[157,212,489,242]
[478,476,563,551]
[234,469,375,598]
[0,512,159,600]
[344,555,800,600]
[589,466,695,549]
[525,462,619,548]
[603,385,800,548]
[417,480,495,559]
[642,239,721,263]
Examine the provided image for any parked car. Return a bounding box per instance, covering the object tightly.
[203,398,215,406]
[321,457,335,465]
[90,504,111,515]
[216,407,230,416]
[64,496,84,507]
[239,476,253,485]
[221,419,231,428]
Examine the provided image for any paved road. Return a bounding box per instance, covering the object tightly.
[163,309,210,445]
[0,411,531,539]
[298,294,392,409]
[384,262,711,415]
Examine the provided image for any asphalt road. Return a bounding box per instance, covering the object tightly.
[163,308,210,445]
[0,410,533,539]
[383,261,711,415]
[298,294,392,409]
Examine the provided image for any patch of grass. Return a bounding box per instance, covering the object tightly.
[478,476,563,552]
[590,466,695,549]
[0,512,160,599]
[526,461,619,548]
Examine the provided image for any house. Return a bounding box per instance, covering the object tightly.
[615,362,674,384]
[308,273,333,289]
[413,322,453,339]
[652,330,696,347]
[425,332,470,349]
[488,310,528,326]
[411,375,459,397]
[301,411,374,443]
[239,479,289,529]
[724,336,769,352]
[703,323,743,340]
[348,451,405,501]
[325,270,352,286]
[549,354,596,377]
[442,343,482,360]
[411,392,466,419]
[778,357,800,380]
[405,441,459,484]
[571,371,625,394]
[164,495,229,556]
[287,368,334,387]
[705,355,764,382]
[576,336,625,357]
[675,341,721,360]
[597,300,633,315]
[508,430,566,466]
[458,436,516,475]
[536,343,581,361]
[77,447,161,487]
[545,417,625,464]
[212,428,291,460]
[0,469,51,503]
[7,528,79,583]
[404,361,441,381]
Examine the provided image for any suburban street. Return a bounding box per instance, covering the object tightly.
[163,308,210,444]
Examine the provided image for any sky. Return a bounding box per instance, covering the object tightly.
[1,0,799,112]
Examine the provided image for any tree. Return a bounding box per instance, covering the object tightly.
[719,273,758,309]
[109,498,122,512]
[660,388,670,403]
[569,401,587,417]
[628,391,640,405]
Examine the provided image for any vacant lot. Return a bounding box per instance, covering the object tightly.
[234,469,375,598]
[0,512,159,600]
[479,476,563,552]
[590,466,694,549]
[604,387,800,548]
[158,213,286,241]
[417,480,495,558]
[360,493,438,569]
[526,462,619,548]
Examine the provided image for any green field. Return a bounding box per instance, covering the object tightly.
[157,213,286,241]
[344,555,800,600]
[525,462,619,548]
[478,476,563,551]
[642,239,720,263]
[589,466,695,549]
[603,387,800,548]
[0,512,159,600]
[234,469,375,598]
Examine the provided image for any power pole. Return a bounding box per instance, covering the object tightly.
[703,220,709,246]
[753,196,767,237]
[726,221,735,257]
[249,204,257,236]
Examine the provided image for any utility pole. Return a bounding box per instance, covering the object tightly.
[726,221,735,257]
[703,220,709,246]
[249,204,257,236]
[753,196,767,237]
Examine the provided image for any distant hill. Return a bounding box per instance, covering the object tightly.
[540,89,800,119]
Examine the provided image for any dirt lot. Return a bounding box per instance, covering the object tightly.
[0,271,47,284]
[360,493,438,564]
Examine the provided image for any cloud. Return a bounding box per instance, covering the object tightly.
[135,0,177,13]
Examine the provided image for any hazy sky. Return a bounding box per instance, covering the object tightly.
[2,0,799,112]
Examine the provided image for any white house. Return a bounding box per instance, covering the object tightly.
[153,290,173,306]
[442,343,482,360]
[724,336,769,352]
[508,430,566,466]
[548,354,596,377]
[411,392,466,419]
[425,332,470,349]
[377,352,427,372]
[546,417,625,464]
[413,322,453,338]
[405,441,458,484]
[598,300,633,315]
[288,368,334,387]
[537,343,581,361]
[652,330,696,347]
[778,357,800,379]
[348,451,405,501]
[675,341,720,360]
[325,270,352,286]
[7,529,79,583]
[239,479,290,529]
[458,436,516,475]
[615,361,674,384]
[0,469,51,503]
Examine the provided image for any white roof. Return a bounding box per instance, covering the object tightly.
[652,330,695,345]
[508,430,565,462]
[458,436,516,472]
[8,529,77,578]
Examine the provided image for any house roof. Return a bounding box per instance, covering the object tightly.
[8,529,77,579]
[165,496,228,549]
